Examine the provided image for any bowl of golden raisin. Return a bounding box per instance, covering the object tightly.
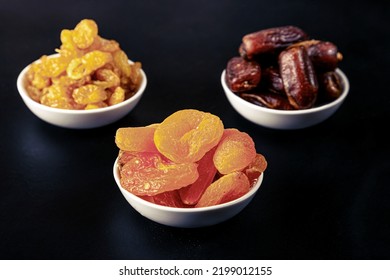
[17,19,146,129]
[113,109,267,228]
[222,26,350,130]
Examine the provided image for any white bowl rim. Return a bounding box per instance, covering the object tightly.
[113,157,264,213]
[221,68,350,115]
[17,54,147,115]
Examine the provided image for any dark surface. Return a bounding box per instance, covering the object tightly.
[1,0,389,260]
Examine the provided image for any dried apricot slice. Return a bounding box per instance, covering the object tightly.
[179,147,217,205]
[213,128,256,174]
[244,153,267,186]
[154,109,224,163]
[195,171,250,208]
[119,151,199,196]
[115,125,159,153]
[149,190,189,208]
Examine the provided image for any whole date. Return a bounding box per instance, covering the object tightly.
[225,25,344,110]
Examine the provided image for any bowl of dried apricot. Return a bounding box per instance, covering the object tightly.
[113,109,267,228]
[16,19,146,129]
[222,26,350,130]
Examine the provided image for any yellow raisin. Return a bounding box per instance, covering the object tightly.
[108,86,125,105]
[72,84,107,105]
[72,19,98,49]
[40,84,73,109]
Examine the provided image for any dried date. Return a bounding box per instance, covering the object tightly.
[289,40,343,71]
[239,26,308,59]
[240,92,294,110]
[318,71,343,101]
[226,56,261,93]
[279,46,318,109]
[262,66,285,94]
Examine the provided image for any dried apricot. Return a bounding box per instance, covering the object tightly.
[118,151,199,196]
[115,126,159,153]
[115,110,268,209]
[244,153,267,186]
[147,190,189,208]
[179,147,217,205]
[195,172,250,208]
[154,109,224,163]
[213,129,256,174]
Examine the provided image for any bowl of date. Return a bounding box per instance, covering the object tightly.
[222,26,350,130]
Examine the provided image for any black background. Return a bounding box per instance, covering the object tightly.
[1,0,389,260]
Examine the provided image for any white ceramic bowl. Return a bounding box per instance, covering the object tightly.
[222,68,349,130]
[113,157,264,228]
[16,57,147,129]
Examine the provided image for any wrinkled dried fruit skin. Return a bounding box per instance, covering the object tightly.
[279,46,318,109]
[262,66,285,94]
[195,172,250,208]
[240,26,308,59]
[240,92,295,110]
[118,151,199,196]
[108,86,125,106]
[40,84,73,109]
[72,84,107,105]
[115,126,159,153]
[289,40,342,71]
[25,19,143,110]
[154,109,224,163]
[213,129,256,175]
[226,57,261,92]
[72,19,98,49]
[179,147,217,205]
[318,71,343,101]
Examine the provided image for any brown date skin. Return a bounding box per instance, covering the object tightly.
[226,56,261,93]
[318,71,343,101]
[240,92,295,110]
[289,40,343,71]
[262,66,285,94]
[239,26,309,59]
[279,46,318,109]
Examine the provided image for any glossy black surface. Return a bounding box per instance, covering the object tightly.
[1,0,389,260]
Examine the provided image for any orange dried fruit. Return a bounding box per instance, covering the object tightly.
[115,126,159,153]
[213,128,256,174]
[195,172,250,208]
[179,147,217,205]
[154,109,224,163]
[244,153,268,186]
[149,190,189,208]
[118,151,199,196]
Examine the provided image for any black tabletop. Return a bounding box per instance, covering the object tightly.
[1,0,389,260]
